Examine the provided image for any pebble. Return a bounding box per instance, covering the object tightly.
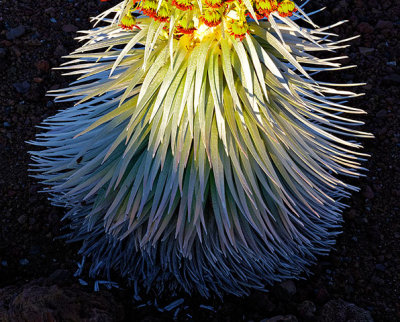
[297,300,316,319]
[359,47,374,55]
[376,109,387,118]
[6,25,26,40]
[362,185,375,199]
[261,315,298,322]
[319,300,373,322]
[278,280,297,297]
[62,24,79,33]
[19,258,29,266]
[357,22,374,34]
[376,20,393,30]
[54,45,68,57]
[29,245,41,255]
[13,81,31,94]
[0,274,125,321]
[17,215,26,224]
[383,74,400,85]
[315,287,330,304]
[35,60,50,73]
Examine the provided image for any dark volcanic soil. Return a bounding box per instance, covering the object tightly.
[0,0,399,321]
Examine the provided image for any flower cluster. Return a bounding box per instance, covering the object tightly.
[112,0,296,41]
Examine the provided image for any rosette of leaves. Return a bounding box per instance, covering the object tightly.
[30,0,371,297]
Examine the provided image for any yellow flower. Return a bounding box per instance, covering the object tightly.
[278,0,296,17]
[255,0,277,17]
[172,0,194,11]
[204,0,224,9]
[140,0,158,18]
[227,19,248,41]
[200,8,222,27]
[120,12,139,30]
[155,2,171,22]
[176,16,196,34]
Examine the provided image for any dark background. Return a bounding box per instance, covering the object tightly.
[0,0,399,321]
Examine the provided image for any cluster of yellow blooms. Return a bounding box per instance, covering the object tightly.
[118,0,296,41]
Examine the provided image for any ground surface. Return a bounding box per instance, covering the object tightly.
[0,0,399,321]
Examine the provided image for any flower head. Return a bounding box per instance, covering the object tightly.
[119,0,297,42]
[204,0,224,9]
[278,0,296,17]
[120,12,140,30]
[140,0,158,18]
[176,16,197,34]
[254,0,277,17]
[227,20,248,40]
[199,8,222,27]
[154,2,171,22]
[172,0,194,10]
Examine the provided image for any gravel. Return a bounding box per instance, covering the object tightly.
[0,0,399,321]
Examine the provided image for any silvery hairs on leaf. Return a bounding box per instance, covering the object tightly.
[29,0,371,297]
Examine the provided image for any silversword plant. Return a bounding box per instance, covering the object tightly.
[30,0,371,297]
